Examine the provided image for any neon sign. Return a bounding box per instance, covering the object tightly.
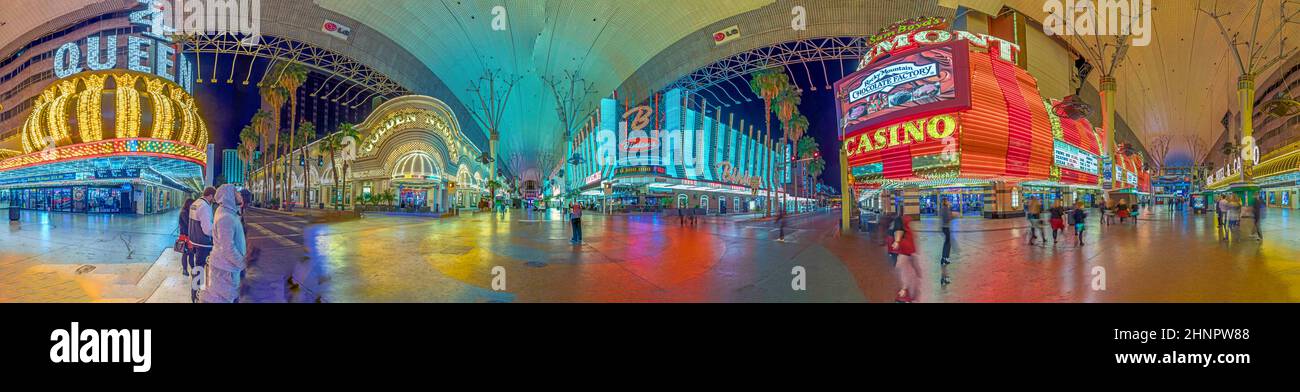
[862,29,1020,68]
[362,109,457,162]
[849,62,938,102]
[843,113,958,157]
[868,16,948,46]
[51,1,193,92]
[1054,143,1099,175]
[717,161,761,187]
[0,138,205,172]
[838,42,970,139]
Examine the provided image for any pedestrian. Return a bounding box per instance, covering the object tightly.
[1116,199,1129,224]
[1072,202,1088,245]
[1216,195,1229,234]
[569,203,583,244]
[187,187,216,303]
[1026,197,1043,245]
[939,199,956,265]
[889,214,920,303]
[1104,198,1116,225]
[238,188,253,217]
[200,185,247,303]
[776,208,787,242]
[178,198,194,277]
[678,204,685,226]
[1240,197,1259,241]
[690,203,698,225]
[1049,200,1066,245]
[1227,194,1242,239]
[1130,202,1140,225]
[1254,195,1266,240]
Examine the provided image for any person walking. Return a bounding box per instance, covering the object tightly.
[1104,198,1116,225]
[178,198,195,277]
[187,187,216,303]
[1026,197,1043,245]
[1226,194,1242,240]
[569,203,583,244]
[200,185,247,303]
[1116,199,1129,224]
[677,204,686,226]
[1049,200,1066,245]
[1215,195,1229,237]
[776,207,788,242]
[1129,202,1140,225]
[1072,202,1088,245]
[889,214,920,303]
[1254,195,1266,240]
[939,199,956,265]
[1240,197,1259,241]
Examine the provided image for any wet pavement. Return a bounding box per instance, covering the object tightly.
[3,205,1299,302]
[0,210,179,302]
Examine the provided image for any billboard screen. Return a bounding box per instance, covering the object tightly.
[836,41,971,140]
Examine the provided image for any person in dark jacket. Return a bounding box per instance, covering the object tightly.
[187,187,216,303]
[179,198,195,276]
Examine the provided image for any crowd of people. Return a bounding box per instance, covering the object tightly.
[177,184,250,303]
[1213,194,1265,241]
[875,190,1273,303]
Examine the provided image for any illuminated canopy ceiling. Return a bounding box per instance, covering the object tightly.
[948,0,1300,163]
[314,0,772,177]
[7,1,1299,170]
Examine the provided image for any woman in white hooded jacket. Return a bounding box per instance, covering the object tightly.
[200,184,247,303]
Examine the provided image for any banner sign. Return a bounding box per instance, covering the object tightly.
[322,20,353,40]
[614,166,666,177]
[712,25,741,45]
[837,42,971,140]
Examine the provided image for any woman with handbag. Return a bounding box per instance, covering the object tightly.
[177,198,195,277]
[889,214,921,303]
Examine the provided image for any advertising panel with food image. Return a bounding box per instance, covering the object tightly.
[836,41,971,140]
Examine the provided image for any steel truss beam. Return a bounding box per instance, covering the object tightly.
[664,36,869,95]
[184,34,412,104]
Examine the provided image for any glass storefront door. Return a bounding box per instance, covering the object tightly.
[6,187,131,213]
[400,188,428,208]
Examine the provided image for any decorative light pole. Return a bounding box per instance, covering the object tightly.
[567,153,586,207]
[1200,1,1300,202]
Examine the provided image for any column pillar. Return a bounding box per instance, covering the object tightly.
[983,181,1024,219]
[901,187,920,219]
[839,146,852,233]
[1231,74,1261,204]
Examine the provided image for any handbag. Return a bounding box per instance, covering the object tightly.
[174,234,189,253]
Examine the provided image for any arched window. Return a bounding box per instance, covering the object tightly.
[677,194,688,209]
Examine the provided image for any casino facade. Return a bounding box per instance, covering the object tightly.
[0,70,206,214]
[0,1,203,214]
[836,17,1152,219]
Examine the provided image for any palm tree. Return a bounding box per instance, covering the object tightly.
[772,85,801,211]
[275,63,309,206]
[335,123,361,208]
[295,122,317,208]
[250,110,274,201]
[748,67,789,217]
[258,85,288,202]
[317,133,341,209]
[237,125,258,187]
[788,114,810,210]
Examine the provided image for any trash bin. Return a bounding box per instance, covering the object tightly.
[9,207,19,221]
